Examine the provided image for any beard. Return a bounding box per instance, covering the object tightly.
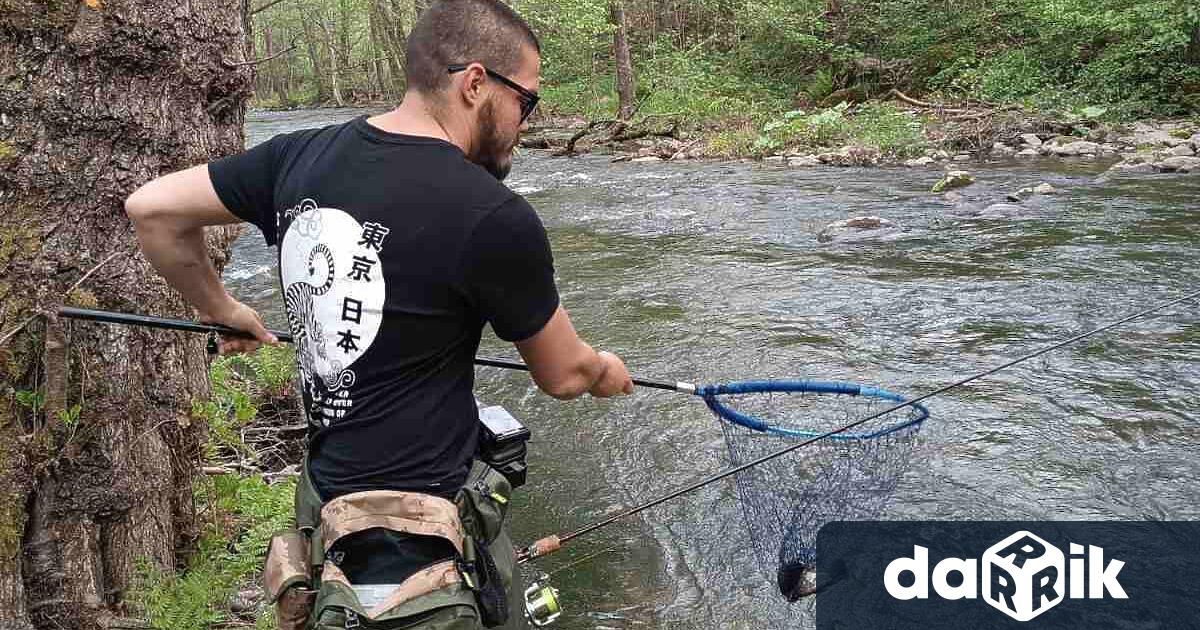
[469,100,514,181]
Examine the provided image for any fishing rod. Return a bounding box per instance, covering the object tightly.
[57,292,1200,559]
[55,306,686,392]
[515,287,1200,563]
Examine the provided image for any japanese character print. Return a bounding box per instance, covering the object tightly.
[280,200,387,426]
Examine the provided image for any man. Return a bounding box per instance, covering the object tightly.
[125,0,632,626]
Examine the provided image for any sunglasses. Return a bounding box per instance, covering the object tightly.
[447,63,540,124]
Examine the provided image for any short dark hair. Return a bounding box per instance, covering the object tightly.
[405,0,540,95]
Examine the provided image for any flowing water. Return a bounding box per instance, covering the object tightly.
[226,108,1200,629]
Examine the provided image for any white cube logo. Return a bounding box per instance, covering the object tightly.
[982,530,1065,621]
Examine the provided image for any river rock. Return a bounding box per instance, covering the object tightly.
[1005,182,1056,202]
[952,153,972,162]
[1167,144,1196,157]
[789,155,822,167]
[905,156,935,167]
[1156,156,1200,173]
[815,146,878,166]
[931,170,974,193]
[1016,148,1039,158]
[631,156,662,163]
[990,144,1017,157]
[764,155,786,162]
[1191,133,1200,149]
[817,216,898,243]
[928,149,951,160]
[1050,141,1101,156]
[1018,133,1043,147]
[1131,123,1191,148]
[1108,161,1157,174]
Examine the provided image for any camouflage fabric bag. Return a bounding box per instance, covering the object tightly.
[264,529,317,630]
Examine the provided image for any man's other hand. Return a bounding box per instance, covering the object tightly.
[200,299,277,355]
[588,351,634,398]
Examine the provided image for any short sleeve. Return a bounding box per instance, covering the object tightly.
[462,197,560,342]
[208,134,291,246]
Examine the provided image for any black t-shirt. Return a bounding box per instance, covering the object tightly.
[209,116,559,500]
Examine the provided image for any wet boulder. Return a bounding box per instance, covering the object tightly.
[1005,183,1056,202]
[1018,133,1043,147]
[1167,144,1196,157]
[1156,156,1200,173]
[817,216,899,243]
[1049,141,1100,157]
[931,170,974,193]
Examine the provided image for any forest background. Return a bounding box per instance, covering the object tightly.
[248,0,1200,127]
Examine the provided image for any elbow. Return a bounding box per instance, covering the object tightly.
[124,186,154,226]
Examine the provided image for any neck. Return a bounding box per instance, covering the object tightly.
[367,91,473,155]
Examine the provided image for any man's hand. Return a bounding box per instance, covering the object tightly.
[199,299,277,355]
[588,350,634,398]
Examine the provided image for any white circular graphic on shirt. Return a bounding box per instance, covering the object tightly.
[280,203,386,401]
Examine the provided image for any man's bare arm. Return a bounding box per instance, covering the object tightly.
[125,164,275,352]
[514,306,633,400]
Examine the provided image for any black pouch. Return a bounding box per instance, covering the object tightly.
[464,535,509,628]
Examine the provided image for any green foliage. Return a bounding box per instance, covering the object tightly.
[851,103,927,158]
[634,46,788,120]
[55,404,81,429]
[14,388,43,414]
[192,345,296,460]
[798,69,835,105]
[132,345,299,630]
[248,0,1198,117]
[705,127,761,157]
[753,102,925,158]
[132,475,295,630]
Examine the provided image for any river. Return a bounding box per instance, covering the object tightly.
[225,108,1200,629]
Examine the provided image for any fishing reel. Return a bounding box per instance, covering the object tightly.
[523,575,562,627]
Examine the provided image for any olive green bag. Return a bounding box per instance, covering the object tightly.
[264,460,519,630]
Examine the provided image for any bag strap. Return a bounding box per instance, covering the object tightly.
[296,455,326,573]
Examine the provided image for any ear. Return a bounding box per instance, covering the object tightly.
[457,62,489,109]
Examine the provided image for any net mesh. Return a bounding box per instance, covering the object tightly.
[712,388,925,601]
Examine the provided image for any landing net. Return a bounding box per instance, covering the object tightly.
[698,380,927,600]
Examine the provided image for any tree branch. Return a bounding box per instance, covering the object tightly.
[250,0,291,15]
[227,43,298,67]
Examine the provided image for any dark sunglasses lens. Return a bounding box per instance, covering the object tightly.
[520,97,537,122]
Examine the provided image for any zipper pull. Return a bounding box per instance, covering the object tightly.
[477,480,508,505]
[345,609,360,629]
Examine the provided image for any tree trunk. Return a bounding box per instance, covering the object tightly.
[302,17,332,103]
[0,1,249,628]
[610,0,636,121]
[261,22,276,101]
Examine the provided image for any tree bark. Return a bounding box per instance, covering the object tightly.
[0,1,249,628]
[610,0,636,121]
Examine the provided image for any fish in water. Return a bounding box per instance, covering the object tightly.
[777,560,817,602]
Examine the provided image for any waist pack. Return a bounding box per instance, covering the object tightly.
[264,460,516,630]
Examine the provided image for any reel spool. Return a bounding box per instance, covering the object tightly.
[523,577,562,627]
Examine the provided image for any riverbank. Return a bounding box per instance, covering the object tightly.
[519,101,1200,175]
[251,96,1198,175]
